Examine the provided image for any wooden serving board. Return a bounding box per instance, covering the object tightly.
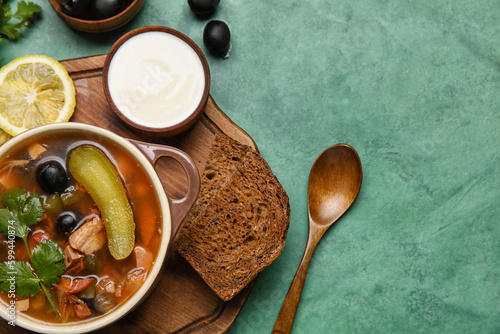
[3,55,257,333]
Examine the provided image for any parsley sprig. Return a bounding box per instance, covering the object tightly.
[0,188,65,317]
[0,0,41,45]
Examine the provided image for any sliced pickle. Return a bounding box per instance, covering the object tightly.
[78,281,96,299]
[60,188,80,207]
[43,193,63,213]
[68,145,135,260]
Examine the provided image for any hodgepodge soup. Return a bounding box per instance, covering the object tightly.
[107,31,206,129]
[0,132,162,324]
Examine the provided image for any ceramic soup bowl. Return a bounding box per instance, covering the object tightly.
[0,122,199,333]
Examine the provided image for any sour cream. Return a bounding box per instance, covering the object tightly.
[107,31,206,129]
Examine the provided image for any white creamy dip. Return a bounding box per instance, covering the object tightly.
[107,31,205,128]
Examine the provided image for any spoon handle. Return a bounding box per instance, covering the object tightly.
[272,224,325,334]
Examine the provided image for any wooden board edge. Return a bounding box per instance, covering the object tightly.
[60,54,106,80]
[203,97,259,153]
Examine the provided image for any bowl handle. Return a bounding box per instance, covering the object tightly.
[129,139,200,241]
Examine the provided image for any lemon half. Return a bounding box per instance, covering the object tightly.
[0,55,76,136]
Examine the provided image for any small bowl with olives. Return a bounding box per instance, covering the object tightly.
[48,0,145,33]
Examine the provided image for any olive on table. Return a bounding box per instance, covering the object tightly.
[203,20,231,57]
[56,211,77,234]
[91,0,131,20]
[188,0,220,19]
[36,161,69,194]
[60,0,90,17]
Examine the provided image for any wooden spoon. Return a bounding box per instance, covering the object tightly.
[272,144,363,334]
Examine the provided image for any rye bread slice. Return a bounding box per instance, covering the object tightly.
[175,149,290,301]
[177,133,251,232]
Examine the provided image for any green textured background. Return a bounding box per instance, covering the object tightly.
[1,0,499,333]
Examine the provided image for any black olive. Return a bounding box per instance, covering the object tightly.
[91,0,131,20]
[203,20,231,57]
[37,161,69,194]
[60,0,91,17]
[188,0,220,19]
[56,212,77,234]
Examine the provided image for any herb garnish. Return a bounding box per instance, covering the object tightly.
[0,1,41,45]
[0,188,65,317]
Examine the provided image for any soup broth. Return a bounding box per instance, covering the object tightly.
[0,131,162,324]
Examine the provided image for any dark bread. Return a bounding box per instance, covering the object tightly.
[175,134,290,300]
[176,133,250,236]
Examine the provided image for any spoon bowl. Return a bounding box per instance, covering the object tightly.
[272,144,362,334]
[308,144,363,226]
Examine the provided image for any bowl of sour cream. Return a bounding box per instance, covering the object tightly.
[103,26,210,137]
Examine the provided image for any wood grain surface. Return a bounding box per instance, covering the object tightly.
[1,54,257,333]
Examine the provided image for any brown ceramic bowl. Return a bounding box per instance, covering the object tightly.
[102,26,211,137]
[0,122,200,333]
[48,0,145,33]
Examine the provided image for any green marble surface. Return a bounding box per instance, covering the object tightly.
[1,0,499,333]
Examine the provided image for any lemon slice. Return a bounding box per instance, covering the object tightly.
[0,129,11,146]
[0,55,76,136]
